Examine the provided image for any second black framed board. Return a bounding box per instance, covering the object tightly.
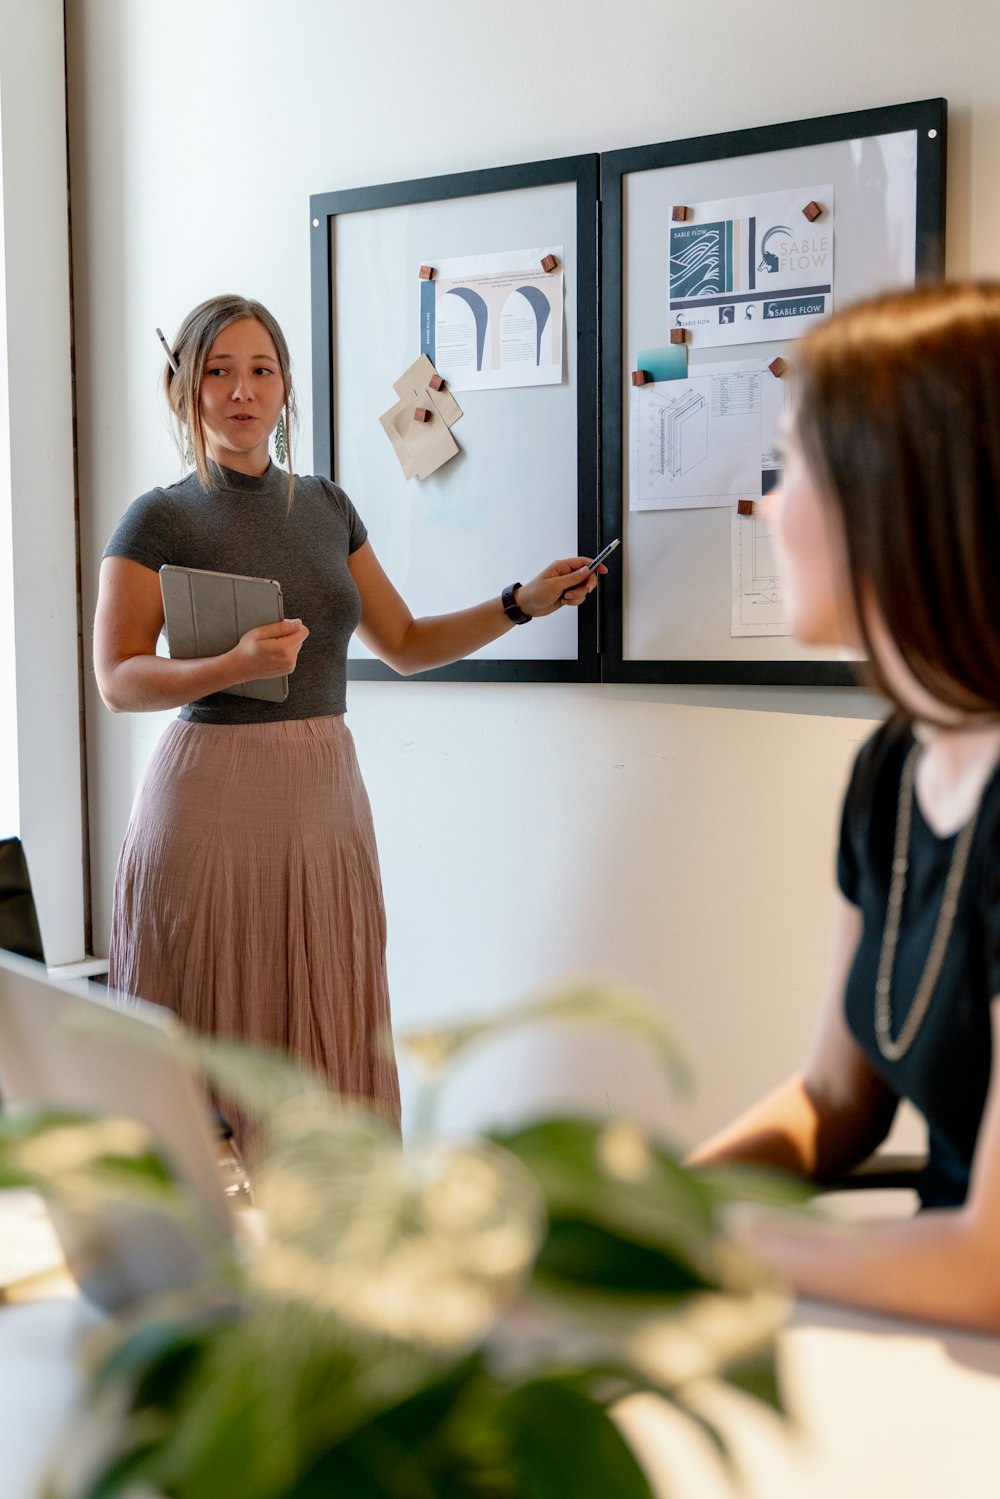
[600,98,946,685]
[310,99,946,687]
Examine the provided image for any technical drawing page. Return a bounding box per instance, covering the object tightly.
[731,506,790,636]
[760,367,791,470]
[629,360,777,511]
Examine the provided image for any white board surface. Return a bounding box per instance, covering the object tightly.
[331,182,581,663]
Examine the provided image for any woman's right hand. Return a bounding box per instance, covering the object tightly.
[229,618,309,682]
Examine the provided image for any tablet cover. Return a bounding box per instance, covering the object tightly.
[159,564,288,703]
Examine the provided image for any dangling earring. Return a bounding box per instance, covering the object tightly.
[184,427,195,467]
[273,411,288,465]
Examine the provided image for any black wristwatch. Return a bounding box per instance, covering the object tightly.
[501,583,532,625]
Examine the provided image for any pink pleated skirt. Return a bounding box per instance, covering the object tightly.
[108,715,400,1142]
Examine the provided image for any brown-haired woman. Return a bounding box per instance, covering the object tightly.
[94,294,605,1143]
[690,282,1000,1332]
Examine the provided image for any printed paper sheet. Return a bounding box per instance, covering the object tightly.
[419,247,564,392]
[668,185,834,347]
[629,359,788,512]
[731,501,790,637]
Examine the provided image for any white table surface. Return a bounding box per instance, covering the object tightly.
[3,1190,1000,1499]
[618,1297,1000,1498]
[0,1296,103,1499]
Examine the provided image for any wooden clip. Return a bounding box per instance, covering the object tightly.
[428,373,445,391]
[631,369,652,387]
[669,328,687,345]
[672,205,689,222]
[768,356,788,378]
[418,265,435,281]
[540,254,559,273]
[413,407,431,423]
[737,499,755,517]
[801,201,823,222]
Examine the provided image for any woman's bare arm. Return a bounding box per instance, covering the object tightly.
[690,897,898,1179]
[348,541,600,676]
[732,998,1000,1332]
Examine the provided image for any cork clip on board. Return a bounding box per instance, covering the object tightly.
[310,155,601,683]
[600,97,946,686]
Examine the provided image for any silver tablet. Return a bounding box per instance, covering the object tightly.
[159,563,288,703]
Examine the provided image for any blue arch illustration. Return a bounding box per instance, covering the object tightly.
[444,288,489,370]
[514,284,551,364]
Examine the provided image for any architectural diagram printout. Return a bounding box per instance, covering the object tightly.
[668,184,834,347]
[731,504,790,637]
[419,247,564,392]
[629,360,788,512]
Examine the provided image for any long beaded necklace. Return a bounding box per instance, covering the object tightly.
[874,743,982,1063]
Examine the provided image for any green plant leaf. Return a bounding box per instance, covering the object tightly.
[92,1315,215,1401]
[19,989,788,1499]
[0,1163,34,1189]
[59,1004,333,1135]
[538,1218,715,1295]
[147,1327,305,1499]
[689,1162,816,1211]
[77,1439,161,1499]
[292,1355,484,1499]
[496,1379,656,1499]
[489,1119,721,1281]
[286,1446,385,1499]
[0,1108,93,1141]
[616,1288,788,1397]
[400,980,690,1095]
[657,1389,735,1468]
[251,1130,543,1354]
[0,1110,156,1193]
[144,1309,453,1499]
[0,1112,200,1233]
[720,1347,786,1415]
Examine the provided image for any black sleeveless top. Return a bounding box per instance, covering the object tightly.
[838,720,1000,1208]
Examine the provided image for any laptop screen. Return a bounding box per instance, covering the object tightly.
[0,948,235,1310]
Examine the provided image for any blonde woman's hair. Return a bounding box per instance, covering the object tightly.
[161,294,297,501]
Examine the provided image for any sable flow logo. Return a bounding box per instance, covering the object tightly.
[757,223,831,275]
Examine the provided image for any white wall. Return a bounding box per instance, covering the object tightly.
[0,112,16,840]
[67,0,1000,1142]
[0,0,84,963]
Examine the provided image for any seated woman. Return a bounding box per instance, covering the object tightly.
[690,282,1000,1332]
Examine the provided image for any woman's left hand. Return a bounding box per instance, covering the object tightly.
[515,557,607,618]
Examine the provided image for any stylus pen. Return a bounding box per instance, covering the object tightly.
[156,326,179,373]
[561,537,620,599]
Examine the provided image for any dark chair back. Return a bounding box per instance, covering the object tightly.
[0,837,45,963]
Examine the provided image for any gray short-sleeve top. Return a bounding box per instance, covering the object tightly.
[102,463,367,723]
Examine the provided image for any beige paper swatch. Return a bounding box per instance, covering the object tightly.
[380,356,463,481]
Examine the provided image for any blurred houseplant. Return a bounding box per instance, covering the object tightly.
[0,983,800,1499]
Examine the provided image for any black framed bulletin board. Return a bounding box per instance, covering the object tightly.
[311,99,946,688]
[310,154,601,683]
[600,98,946,686]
